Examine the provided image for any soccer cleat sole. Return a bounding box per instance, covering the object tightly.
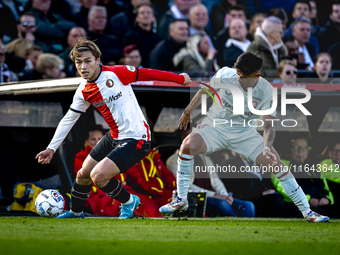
[306,217,330,223]
[160,204,189,216]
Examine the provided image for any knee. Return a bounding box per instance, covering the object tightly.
[90,169,107,187]
[180,138,191,155]
[76,169,91,185]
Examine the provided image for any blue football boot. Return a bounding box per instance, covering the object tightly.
[119,195,140,219]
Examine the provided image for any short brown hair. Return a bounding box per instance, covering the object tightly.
[36,53,64,74]
[277,59,296,75]
[69,39,101,62]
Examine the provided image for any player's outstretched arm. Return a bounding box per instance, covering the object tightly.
[262,115,277,165]
[35,109,81,164]
[179,83,213,130]
[136,68,191,85]
[36,148,54,164]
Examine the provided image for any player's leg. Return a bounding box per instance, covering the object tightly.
[91,138,150,219]
[56,155,97,218]
[256,147,329,222]
[159,132,208,214]
[177,132,207,197]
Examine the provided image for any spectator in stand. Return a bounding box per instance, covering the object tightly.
[221,18,250,68]
[157,0,195,39]
[59,27,86,76]
[291,17,316,71]
[283,36,309,69]
[73,0,98,31]
[318,1,340,52]
[304,53,333,83]
[283,1,320,55]
[189,4,216,50]
[14,12,49,52]
[87,5,121,64]
[150,19,188,71]
[210,0,238,36]
[270,8,288,30]
[272,60,297,84]
[30,0,76,53]
[19,53,66,80]
[272,136,333,217]
[247,16,287,76]
[216,5,252,64]
[308,0,323,37]
[5,38,32,59]
[319,140,340,218]
[109,0,151,43]
[123,3,160,68]
[0,0,25,43]
[291,0,310,23]
[249,13,266,37]
[0,42,18,82]
[173,33,219,72]
[25,45,43,71]
[328,41,340,70]
[120,44,142,68]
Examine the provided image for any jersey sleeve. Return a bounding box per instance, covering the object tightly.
[137,68,185,84]
[110,65,185,85]
[110,65,139,85]
[70,87,91,113]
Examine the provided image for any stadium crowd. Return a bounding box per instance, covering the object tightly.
[1,0,339,218]
[1,0,340,82]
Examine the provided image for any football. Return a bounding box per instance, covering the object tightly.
[35,189,65,217]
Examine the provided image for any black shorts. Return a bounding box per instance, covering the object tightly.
[90,132,150,173]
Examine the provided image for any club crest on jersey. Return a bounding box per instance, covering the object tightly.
[106,79,114,88]
[126,65,136,72]
[252,100,259,109]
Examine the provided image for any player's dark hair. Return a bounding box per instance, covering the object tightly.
[69,39,101,62]
[234,52,263,75]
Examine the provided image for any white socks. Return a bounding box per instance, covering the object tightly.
[122,194,133,205]
[177,152,194,200]
[275,167,310,216]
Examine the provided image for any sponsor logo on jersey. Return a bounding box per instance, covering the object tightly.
[126,65,136,72]
[106,79,114,88]
[93,91,122,107]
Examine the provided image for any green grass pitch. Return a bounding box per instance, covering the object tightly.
[0,217,339,255]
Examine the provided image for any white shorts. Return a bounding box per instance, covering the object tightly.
[192,124,263,162]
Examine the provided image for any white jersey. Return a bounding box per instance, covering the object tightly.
[203,67,276,131]
[70,65,150,141]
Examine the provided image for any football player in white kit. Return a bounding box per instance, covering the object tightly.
[36,39,190,219]
[159,52,329,222]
